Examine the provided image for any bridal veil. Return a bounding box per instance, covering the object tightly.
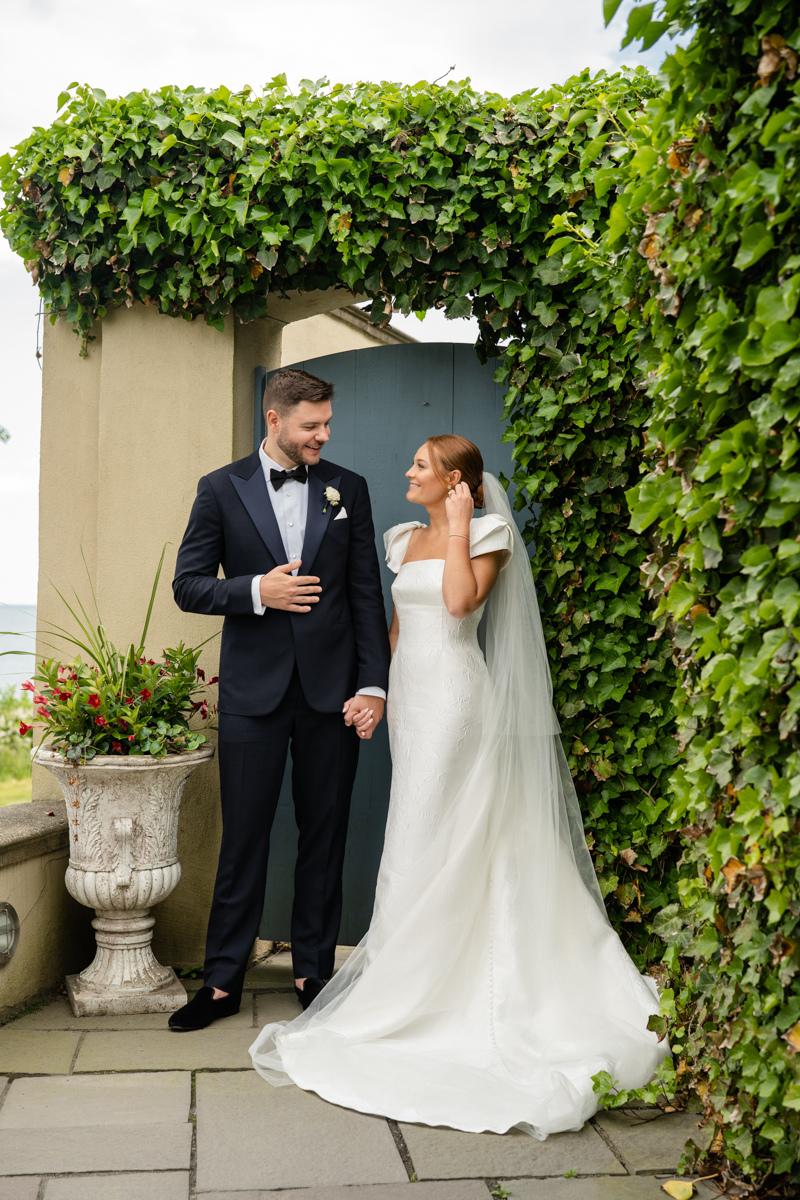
[250,473,666,1137]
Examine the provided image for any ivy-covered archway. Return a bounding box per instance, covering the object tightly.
[0,68,677,959]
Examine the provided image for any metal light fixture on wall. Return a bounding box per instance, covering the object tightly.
[0,902,20,964]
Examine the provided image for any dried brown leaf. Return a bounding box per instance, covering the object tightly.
[721,857,745,892]
[784,1021,800,1052]
[747,865,767,901]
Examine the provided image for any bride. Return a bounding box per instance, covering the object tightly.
[249,434,666,1137]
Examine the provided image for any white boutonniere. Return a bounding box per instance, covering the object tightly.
[322,486,340,514]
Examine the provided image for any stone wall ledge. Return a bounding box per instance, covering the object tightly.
[0,801,68,870]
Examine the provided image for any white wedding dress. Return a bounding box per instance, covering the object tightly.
[250,475,666,1137]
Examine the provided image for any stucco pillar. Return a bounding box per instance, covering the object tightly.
[34,318,102,804]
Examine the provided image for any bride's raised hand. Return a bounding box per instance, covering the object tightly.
[445,481,473,532]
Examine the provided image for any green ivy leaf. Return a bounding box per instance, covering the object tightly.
[141,188,160,217]
[293,229,317,255]
[762,320,800,360]
[603,0,625,25]
[606,199,630,246]
[734,223,774,270]
[228,197,248,225]
[647,1013,667,1039]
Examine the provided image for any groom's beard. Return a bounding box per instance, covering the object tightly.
[276,429,323,466]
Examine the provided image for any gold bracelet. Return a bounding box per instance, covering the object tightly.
[449,534,470,540]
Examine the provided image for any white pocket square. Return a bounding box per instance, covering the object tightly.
[333,507,348,521]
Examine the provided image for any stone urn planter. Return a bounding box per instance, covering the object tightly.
[36,743,214,1016]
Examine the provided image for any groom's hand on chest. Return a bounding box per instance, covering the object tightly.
[259,561,322,613]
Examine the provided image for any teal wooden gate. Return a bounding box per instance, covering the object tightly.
[256,342,518,945]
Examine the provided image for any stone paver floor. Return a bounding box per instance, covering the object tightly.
[0,952,714,1200]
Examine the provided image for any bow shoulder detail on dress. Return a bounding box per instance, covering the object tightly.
[383,515,514,575]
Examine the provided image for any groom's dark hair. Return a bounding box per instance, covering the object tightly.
[263,368,334,418]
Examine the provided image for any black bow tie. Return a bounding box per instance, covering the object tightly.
[270,464,308,490]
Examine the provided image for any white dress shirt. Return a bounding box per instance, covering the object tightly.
[251,441,385,701]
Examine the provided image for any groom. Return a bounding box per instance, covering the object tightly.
[169,368,390,1030]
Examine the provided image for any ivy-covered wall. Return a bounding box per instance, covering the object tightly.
[594,0,800,1189]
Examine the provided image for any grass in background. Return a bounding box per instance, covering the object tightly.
[0,683,33,804]
[0,777,32,806]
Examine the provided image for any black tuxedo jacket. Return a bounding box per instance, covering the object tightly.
[173,453,390,715]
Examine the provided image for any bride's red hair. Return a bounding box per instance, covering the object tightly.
[426,435,485,509]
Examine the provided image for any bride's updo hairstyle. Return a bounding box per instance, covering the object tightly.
[427,435,485,509]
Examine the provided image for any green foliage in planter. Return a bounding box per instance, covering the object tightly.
[23,647,214,762]
[9,549,217,761]
[594,0,800,1187]
[0,67,683,956]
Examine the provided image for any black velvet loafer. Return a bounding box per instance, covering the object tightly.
[168,985,241,1031]
[294,978,326,1010]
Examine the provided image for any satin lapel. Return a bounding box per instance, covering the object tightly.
[301,469,342,573]
[230,468,287,566]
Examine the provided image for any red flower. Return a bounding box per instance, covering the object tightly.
[128,734,135,742]
[199,700,209,720]
[147,659,155,666]
[57,667,71,682]
[196,667,205,681]
[19,721,33,736]
[140,689,151,700]
[88,694,101,709]
[33,694,46,705]
[36,705,50,717]
[21,680,35,693]
[112,741,122,752]
[96,716,107,727]
[208,676,219,686]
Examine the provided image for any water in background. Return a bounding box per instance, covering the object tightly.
[0,604,37,692]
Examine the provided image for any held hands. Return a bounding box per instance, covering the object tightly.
[259,562,321,613]
[342,695,385,740]
[445,481,474,532]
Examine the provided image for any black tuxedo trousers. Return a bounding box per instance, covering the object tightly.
[204,669,360,993]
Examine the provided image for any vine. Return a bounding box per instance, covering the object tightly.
[596,0,800,1189]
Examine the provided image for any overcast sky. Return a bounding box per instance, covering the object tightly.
[0,0,668,609]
